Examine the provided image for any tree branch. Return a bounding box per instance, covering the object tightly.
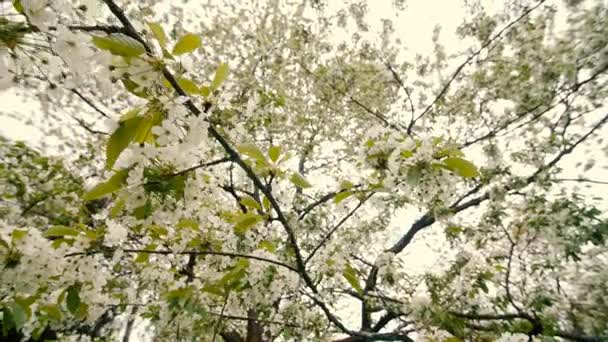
[66,248,298,273]
[408,0,546,134]
[364,111,608,296]
[100,0,360,335]
[305,194,371,264]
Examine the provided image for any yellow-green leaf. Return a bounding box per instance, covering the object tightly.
[12,0,24,14]
[334,191,353,204]
[178,78,200,94]
[120,108,140,122]
[443,157,480,178]
[233,212,263,234]
[400,150,413,158]
[162,77,200,95]
[9,302,26,330]
[443,338,463,342]
[147,22,167,48]
[262,196,271,210]
[106,116,142,169]
[91,35,145,57]
[134,109,162,144]
[14,296,34,317]
[199,86,211,97]
[51,238,71,249]
[121,79,147,98]
[66,285,81,315]
[135,252,150,264]
[340,180,354,190]
[342,263,363,295]
[237,143,268,165]
[289,172,312,189]
[11,229,27,241]
[83,169,129,201]
[110,197,126,218]
[258,240,276,253]
[40,304,61,321]
[239,196,262,211]
[43,226,79,238]
[135,244,156,264]
[172,33,201,55]
[268,145,281,162]
[434,148,464,159]
[406,166,422,186]
[210,63,229,90]
[177,218,199,230]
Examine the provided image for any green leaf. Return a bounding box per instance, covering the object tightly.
[2,308,15,334]
[202,284,224,297]
[233,212,263,234]
[340,180,354,190]
[268,145,281,162]
[40,304,61,321]
[443,338,463,342]
[120,108,141,122]
[172,33,201,55]
[443,157,480,178]
[210,63,229,90]
[51,238,74,249]
[82,169,129,201]
[237,143,268,165]
[217,260,249,290]
[134,109,162,144]
[342,263,363,295]
[14,296,34,318]
[133,201,153,220]
[406,166,422,186]
[43,226,79,238]
[400,150,414,158]
[262,196,271,210]
[11,229,27,241]
[199,86,211,97]
[110,197,126,218]
[334,191,354,204]
[239,196,262,211]
[178,78,200,94]
[258,240,276,253]
[135,245,156,264]
[106,116,142,169]
[66,285,81,315]
[289,172,312,189]
[147,22,167,48]
[9,302,26,330]
[434,147,464,159]
[12,0,24,14]
[479,280,489,293]
[162,77,200,95]
[121,79,148,98]
[91,35,145,57]
[75,303,89,320]
[512,320,534,334]
[177,218,199,230]
[445,225,463,238]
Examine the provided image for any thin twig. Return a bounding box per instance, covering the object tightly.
[408,0,547,134]
[65,248,298,273]
[305,194,372,264]
[70,89,110,118]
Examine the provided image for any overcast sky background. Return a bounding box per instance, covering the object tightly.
[1,0,607,340]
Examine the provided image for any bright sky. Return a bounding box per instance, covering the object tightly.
[0,0,472,142]
[1,0,607,340]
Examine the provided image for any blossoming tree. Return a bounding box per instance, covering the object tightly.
[1,0,607,341]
